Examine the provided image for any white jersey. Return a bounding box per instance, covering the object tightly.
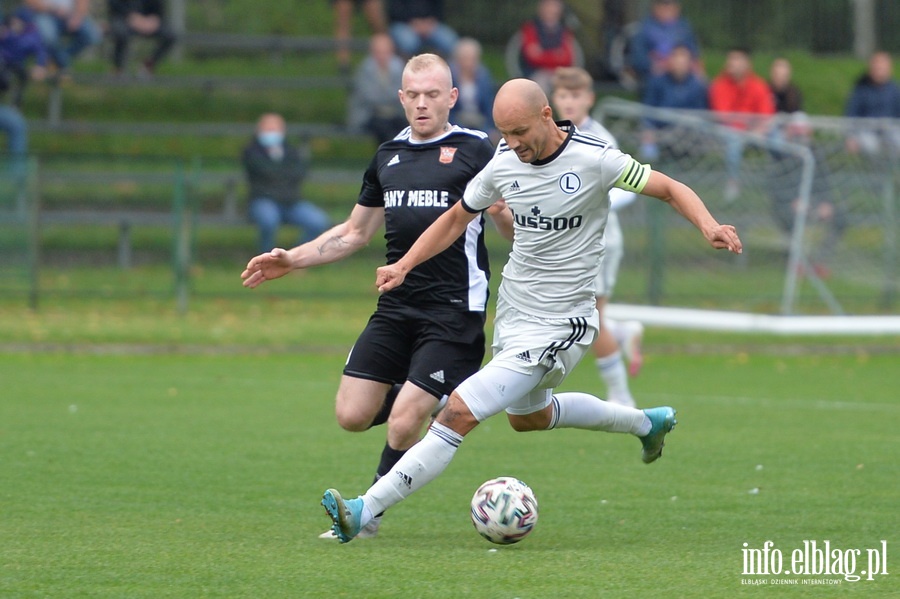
[462,121,650,318]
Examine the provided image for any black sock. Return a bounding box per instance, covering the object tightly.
[368,383,403,428]
[371,442,407,518]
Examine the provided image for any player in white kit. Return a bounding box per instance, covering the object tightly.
[551,67,644,407]
[322,79,743,543]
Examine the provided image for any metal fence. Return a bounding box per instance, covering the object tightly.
[595,99,898,316]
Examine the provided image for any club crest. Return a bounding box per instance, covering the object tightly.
[439,146,457,164]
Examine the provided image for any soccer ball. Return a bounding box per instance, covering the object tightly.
[470,477,538,544]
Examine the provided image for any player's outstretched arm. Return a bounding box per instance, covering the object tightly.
[376,202,479,293]
[241,204,384,289]
[640,170,743,254]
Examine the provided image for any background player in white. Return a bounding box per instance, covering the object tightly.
[322,78,742,543]
[551,66,644,407]
[242,54,510,539]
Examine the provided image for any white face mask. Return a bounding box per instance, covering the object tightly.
[257,131,284,147]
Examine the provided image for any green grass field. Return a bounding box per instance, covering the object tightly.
[2,342,898,597]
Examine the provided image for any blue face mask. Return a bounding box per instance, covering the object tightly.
[257,131,284,147]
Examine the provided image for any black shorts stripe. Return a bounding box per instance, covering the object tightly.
[538,317,588,363]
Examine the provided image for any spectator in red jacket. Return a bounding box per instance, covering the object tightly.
[708,48,775,200]
[518,0,577,93]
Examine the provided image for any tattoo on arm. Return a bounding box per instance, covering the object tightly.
[317,235,349,256]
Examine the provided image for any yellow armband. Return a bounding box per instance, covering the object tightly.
[615,159,651,193]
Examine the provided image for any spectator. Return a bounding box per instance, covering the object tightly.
[25,0,101,77]
[242,113,332,254]
[0,8,48,106]
[844,51,900,155]
[449,37,495,139]
[331,0,386,75]
[768,57,803,114]
[107,0,176,77]
[628,0,700,87]
[768,112,845,278]
[518,0,578,93]
[640,44,708,161]
[347,32,407,144]
[709,47,775,200]
[386,0,457,58]
[0,103,27,163]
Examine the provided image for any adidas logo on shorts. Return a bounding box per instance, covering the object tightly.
[515,350,532,363]
[430,370,445,383]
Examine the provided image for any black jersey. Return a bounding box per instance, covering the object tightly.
[358,125,495,311]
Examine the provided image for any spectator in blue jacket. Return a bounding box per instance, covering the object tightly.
[845,51,900,155]
[0,8,48,106]
[639,44,707,160]
[628,0,700,87]
[449,37,496,140]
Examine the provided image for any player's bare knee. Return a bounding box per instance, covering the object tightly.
[386,411,429,447]
[507,410,550,432]
[434,392,478,435]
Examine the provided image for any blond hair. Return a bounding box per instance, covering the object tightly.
[403,53,452,85]
[552,67,594,93]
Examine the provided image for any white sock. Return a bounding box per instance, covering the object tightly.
[596,351,633,404]
[547,392,650,435]
[361,421,462,517]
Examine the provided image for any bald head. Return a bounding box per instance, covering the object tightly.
[494,78,549,123]
[493,79,565,163]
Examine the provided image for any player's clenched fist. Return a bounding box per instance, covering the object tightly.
[375,263,409,293]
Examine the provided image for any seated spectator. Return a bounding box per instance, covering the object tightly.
[768,112,845,278]
[709,47,775,199]
[347,32,407,144]
[387,0,457,58]
[108,0,176,77]
[639,43,707,160]
[768,57,802,114]
[844,51,900,155]
[0,8,48,106]
[628,0,700,87]
[518,0,577,93]
[332,0,386,74]
[0,103,27,165]
[25,0,101,77]
[242,113,332,254]
[449,37,495,139]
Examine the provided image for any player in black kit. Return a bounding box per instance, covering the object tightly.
[241,53,510,538]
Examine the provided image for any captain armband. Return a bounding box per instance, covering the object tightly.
[614,159,651,193]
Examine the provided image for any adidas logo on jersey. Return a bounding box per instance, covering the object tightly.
[509,180,521,193]
[430,370,445,383]
[387,154,400,166]
[515,350,532,363]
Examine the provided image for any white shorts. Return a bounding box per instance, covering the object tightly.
[457,297,599,422]
[594,211,624,298]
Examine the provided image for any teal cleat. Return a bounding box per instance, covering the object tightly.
[640,407,677,464]
[321,489,363,543]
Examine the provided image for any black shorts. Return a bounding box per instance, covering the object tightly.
[343,303,486,399]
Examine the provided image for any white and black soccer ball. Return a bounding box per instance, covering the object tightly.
[470,476,538,544]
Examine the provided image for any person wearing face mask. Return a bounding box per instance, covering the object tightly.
[242,113,332,254]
